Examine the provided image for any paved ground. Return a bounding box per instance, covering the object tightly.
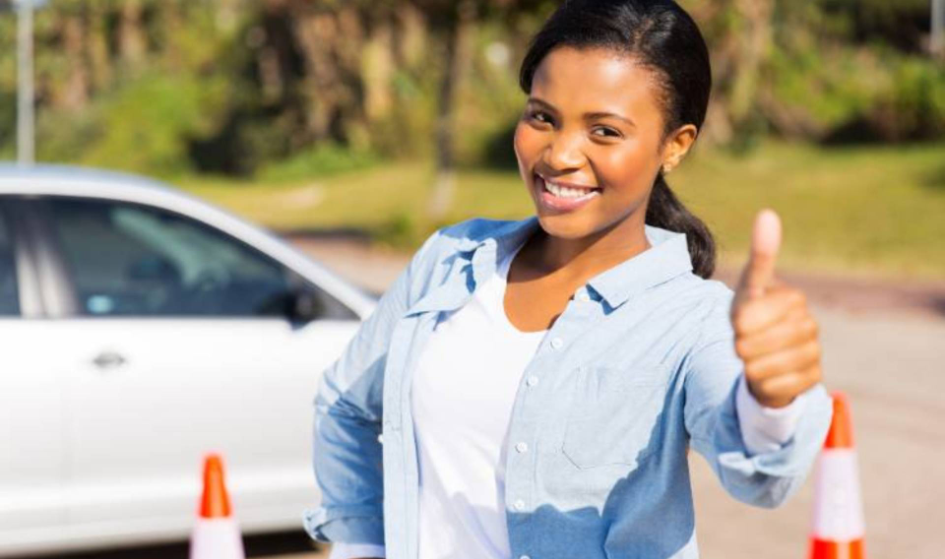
[48,236,944,559]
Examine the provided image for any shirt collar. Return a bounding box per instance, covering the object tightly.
[410,216,693,316]
[470,216,694,309]
[585,225,693,308]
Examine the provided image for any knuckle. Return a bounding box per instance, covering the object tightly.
[743,361,762,381]
[733,313,751,335]
[792,289,808,308]
[808,341,823,362]
[747,378,769,397]
[734,339,749,358]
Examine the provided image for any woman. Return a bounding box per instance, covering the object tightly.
[305,1,832,558]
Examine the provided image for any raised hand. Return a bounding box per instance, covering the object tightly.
[730,209,823,408]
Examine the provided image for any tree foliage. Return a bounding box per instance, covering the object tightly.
[0,0,941,177]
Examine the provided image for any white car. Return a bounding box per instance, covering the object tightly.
[0,165,376,557]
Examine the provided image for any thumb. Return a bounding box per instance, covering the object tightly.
[738,209,782,299]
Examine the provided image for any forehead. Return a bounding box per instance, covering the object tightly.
[530,46,664,118]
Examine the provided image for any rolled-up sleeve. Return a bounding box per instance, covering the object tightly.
[682,291,833,509]
[304,230,442,544]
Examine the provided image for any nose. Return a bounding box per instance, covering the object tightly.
[542,131,587,172]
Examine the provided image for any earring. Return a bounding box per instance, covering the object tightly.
[662,164,672,175]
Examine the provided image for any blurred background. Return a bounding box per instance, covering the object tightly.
[0,0,943,558]
[1,0,943,275]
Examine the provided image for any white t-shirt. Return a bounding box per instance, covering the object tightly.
[329,243,803,559]
[411,242,545,559]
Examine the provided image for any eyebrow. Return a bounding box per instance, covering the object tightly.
[526,97,636,128]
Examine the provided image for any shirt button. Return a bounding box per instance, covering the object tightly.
[577,291,591,302]
[550,337,564,350]
[513,499,526,511]
[515,442,528,453]
[526,375,539,387]
[520,556,531,559]
[378,434,384,444]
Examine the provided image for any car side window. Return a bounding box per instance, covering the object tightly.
[46,197,353,319]
[0,205,19,316]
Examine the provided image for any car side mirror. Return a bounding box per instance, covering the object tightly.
[287,289,325,324]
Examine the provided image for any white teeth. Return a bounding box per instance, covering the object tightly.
[541,177,598,199]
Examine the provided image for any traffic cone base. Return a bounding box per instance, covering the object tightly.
[808,392,865,559]
[190,518,245,558]
[810,538,865,559]
[811,449,864,541]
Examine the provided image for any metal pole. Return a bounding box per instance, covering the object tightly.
[16,0,35,167]
[933,0,945,59]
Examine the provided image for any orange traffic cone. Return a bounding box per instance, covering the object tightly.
[190,454,246,559]
[809,392,865,559]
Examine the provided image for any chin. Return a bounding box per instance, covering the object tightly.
[534,212,600,241]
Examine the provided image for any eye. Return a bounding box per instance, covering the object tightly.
[591,126,622,139]
[527,110,554,126]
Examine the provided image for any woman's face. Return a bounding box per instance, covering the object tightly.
[514,46,693,240]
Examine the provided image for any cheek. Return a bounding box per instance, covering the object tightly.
[513,123,542,169]
[596,144,657,195]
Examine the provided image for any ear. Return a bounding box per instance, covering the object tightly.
[660,124,698,173]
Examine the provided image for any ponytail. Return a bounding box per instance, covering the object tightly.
[646,173,716,279]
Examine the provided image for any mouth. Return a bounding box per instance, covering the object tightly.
[534,173,602,212]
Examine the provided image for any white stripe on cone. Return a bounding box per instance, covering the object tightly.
[811,448,865,541]
[190,517,246,559]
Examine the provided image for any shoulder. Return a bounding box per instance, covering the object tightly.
[645,272,735,349]
[667,274,737,351]
[436,216,523,246]
[416,216,524,262]
[401,217,521,296]
[660,272,734,316]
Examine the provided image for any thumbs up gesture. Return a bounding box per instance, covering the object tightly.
[731,210,823,408]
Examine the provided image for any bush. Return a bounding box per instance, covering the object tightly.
[35,73,229,177]
[256,143,379,183]
[823,57,945,144]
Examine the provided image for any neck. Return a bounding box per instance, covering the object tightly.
[528,211,652,280]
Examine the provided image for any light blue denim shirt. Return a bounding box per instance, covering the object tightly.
[305,216,833,559]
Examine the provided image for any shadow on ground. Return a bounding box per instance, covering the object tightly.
[14,531,322,559]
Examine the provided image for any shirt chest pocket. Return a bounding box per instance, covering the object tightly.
[562,364,671,470]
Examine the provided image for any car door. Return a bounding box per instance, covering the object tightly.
[33,195,360,540]
[0,197,68,554]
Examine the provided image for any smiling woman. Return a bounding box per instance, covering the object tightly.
[514,4,714,279]
[307,2,832,559]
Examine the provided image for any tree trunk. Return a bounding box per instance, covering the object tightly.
[429,0,476,221]
[727,0,773,126]
[118,0,147,67]
[59,12,89,111]
[86,3,112,92]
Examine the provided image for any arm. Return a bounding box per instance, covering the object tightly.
[735,374,806,456]
[684,210,833,508]
[683,295,832,508]
[303,230,443,546]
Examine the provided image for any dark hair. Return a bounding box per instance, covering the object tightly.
[519,0,717,278]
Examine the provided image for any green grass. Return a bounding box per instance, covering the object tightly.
[179,140,945,280]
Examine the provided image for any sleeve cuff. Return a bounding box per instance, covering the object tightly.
[735,375,806,456]
[303,505,385,545]
[329,543,387,559]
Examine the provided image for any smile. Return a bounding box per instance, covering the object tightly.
[535,174,601,212]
